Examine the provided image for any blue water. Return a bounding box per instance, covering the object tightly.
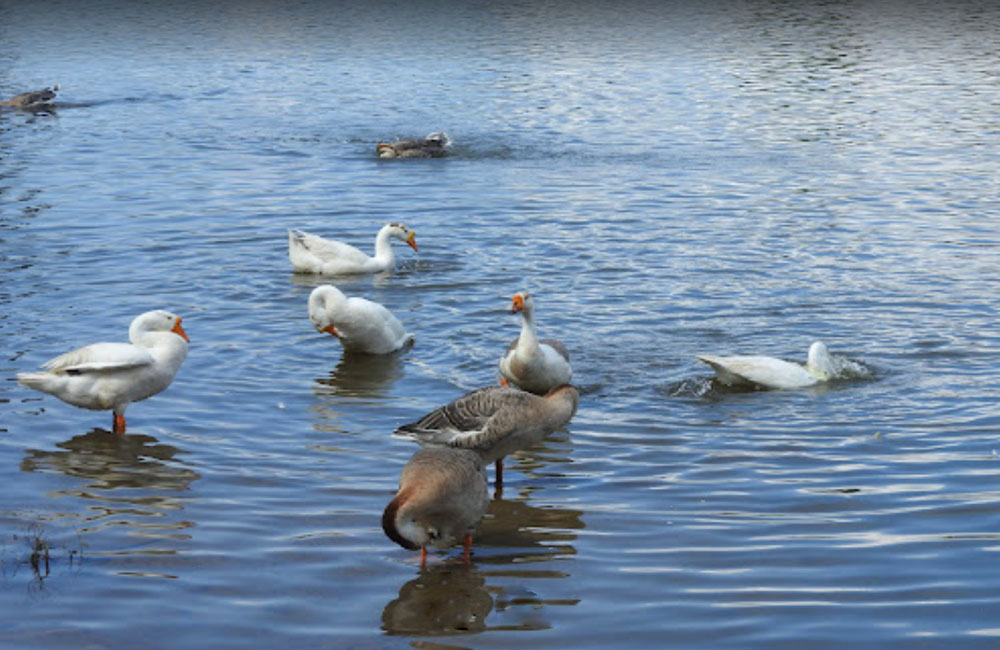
[3,1,1000,647]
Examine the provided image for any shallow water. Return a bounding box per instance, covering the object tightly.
[3,1,1000,647]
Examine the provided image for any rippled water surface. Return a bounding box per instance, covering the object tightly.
[3,1,1000,647]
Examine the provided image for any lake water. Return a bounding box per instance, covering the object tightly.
[3,0,1000,647]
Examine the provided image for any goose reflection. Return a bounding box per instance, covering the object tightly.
[20,428,199,530]
[382,562,493,636]
[313,350,406,398]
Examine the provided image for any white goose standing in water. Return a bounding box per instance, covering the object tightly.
[308,284,413,354]
[382,447,489,565]
[697,341,836,390]
[17,310,190,434]
[395,384,579,489]
[288,223,418,275]
[498,291,572,395]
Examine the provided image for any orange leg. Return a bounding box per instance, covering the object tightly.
[462,533,473,563]
[419,546,427,568]
[499,376,509,387]
[112,413,126,435]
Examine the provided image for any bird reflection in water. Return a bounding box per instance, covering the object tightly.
[313,350,406,399]
[19,428,199,539]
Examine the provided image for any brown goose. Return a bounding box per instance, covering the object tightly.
[498,291,572,395]
[1,84,58,110]
[382,447,489,565]
[395,384,579,488]
[376,132,451,158]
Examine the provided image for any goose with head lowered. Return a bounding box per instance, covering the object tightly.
[288,222,417,275]
[17,310,190,434]
[308,284,413,354]
[697,341,836,390]
[498,291,572,395]
[395,384,579,489]
[382,447,489,566]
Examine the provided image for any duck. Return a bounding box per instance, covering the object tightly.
[288,223,417,275]
[376,132,451,158]
[308,284,413,354]
[697,341,835,390]
[1,84,58,110]
[17,310,190,434]
[395,384,579,489]
[382,447,489,565]
[498,291,572,395]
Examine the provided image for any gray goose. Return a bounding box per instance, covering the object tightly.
[376,132,451,158]
[2,84,58,110]
[382,447,489,565]
[395,384,579,489]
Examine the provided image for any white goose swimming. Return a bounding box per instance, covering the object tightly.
[498,291,572,395]
[1,84,58,110]
[17,310,190,434]
[308,284,413,354]
[396,384,579,488]
[698,341,835,390]
[382,447,489,565]
[288,223,418,275]
[376,132,451,159]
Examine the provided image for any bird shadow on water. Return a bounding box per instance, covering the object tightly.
[313,350,408,399]
[382,494,583,638]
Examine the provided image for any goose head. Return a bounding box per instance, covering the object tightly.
[308,285,347,337]
[510,291,534,316]
[129,310,190,344]
[385,222,418,251]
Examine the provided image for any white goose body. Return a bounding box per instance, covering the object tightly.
[498,291,572,395]
[17,310,190,433]
[288,223,417,275]
[308,285,413,354]
[698,341,835,390]
[382,447,489,563]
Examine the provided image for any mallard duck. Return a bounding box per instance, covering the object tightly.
[376,132,451,158]
[17,310,190,433]
[382,447,489,565]
[698,341,835,390]
[1,84,58,110]
[498,291,572,395]
[308,284,413,354]
[288,223,417,275]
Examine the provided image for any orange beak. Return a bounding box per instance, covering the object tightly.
[406,231,418,252]
[322,324,340,338]
[511,295,524,313]
[172,319,190,342]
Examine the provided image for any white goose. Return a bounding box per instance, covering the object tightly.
[396,384,579,489]
[698,341,835,390]
[288,223,417,275]
[498,291,572,395]
[382,447,489,565]
[17,310,190,434]
[308,284,413,354]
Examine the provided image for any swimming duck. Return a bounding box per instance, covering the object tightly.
[498,291,572,395]
[308,284,413,354]
[17,310,190,434]
[395,384,579,488]
[376,132,451,158]
[288,223,417,275]
[697,341,835,390]
[382,447,489,565]
[1,84,58,110]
